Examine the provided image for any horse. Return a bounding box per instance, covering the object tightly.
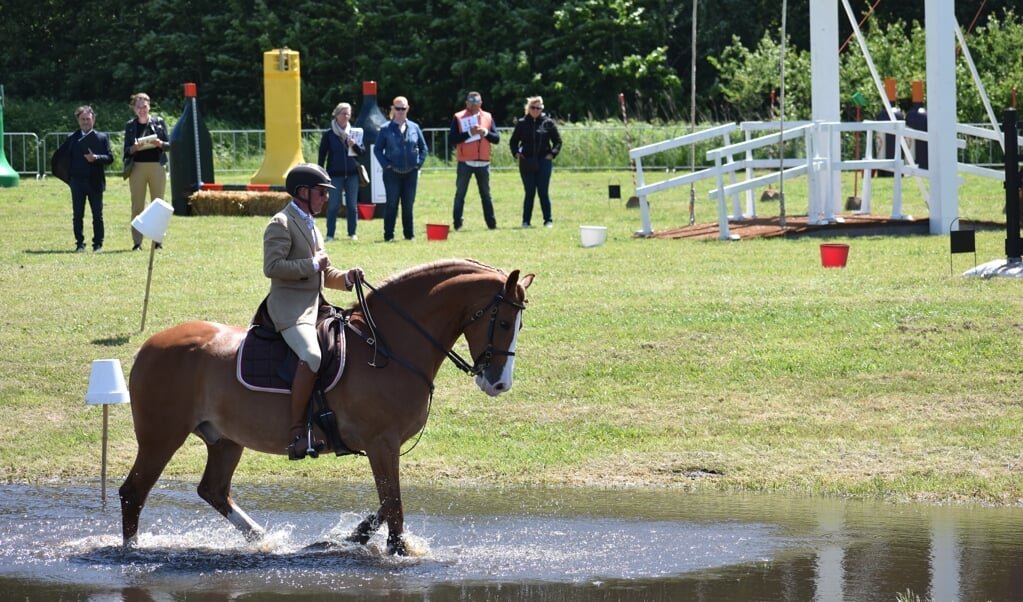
[119,259,534,555]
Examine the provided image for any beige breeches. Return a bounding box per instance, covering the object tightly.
[129,162,167,245]
[281,323,322,372]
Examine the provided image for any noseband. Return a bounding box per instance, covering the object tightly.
[451,291,526,377]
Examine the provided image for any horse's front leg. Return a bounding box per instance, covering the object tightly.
[348,448,407,555]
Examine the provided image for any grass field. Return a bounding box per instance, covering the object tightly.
[1,167,1022,505]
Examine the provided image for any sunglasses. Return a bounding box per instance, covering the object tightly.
[529,105,542,110]
[393,106,408,111]
[467,98,481,103]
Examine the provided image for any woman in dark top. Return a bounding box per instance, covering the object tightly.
[318,102,365,241]
[509,95,562,228]
[123,92,170,250]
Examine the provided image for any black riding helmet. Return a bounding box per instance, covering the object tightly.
[285,163,336,197]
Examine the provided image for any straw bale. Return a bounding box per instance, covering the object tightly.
[189,191,290,216]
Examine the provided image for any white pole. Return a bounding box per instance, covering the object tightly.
[688,0,698,226]
[101,404,109,507]
[140,241,157,332]
[809,0,841,223]
[955,22,1002,150]
[925,0,958,234]
[778,0,787,227]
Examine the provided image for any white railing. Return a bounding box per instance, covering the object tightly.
[628,123,740,235]
[706,122,818,238]
[630,119,1021,240]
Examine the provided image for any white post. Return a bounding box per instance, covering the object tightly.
[861,124,874,214]
[635,157,652,236]
[810,0,841,220]
[925,0,958,234]
[714,155,731,240]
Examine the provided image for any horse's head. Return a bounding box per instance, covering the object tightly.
[462,269,534,396]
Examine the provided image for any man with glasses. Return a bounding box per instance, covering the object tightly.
[263,163,362,459]
[448,91,500,231]
[374,96,428,241]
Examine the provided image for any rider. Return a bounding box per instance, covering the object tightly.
[263,163,363,460]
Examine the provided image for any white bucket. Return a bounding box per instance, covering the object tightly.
[580,225,607,248]
[85,359,130,405]
[131,198,174,243]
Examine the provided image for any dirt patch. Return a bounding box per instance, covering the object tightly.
[643,213,933,240]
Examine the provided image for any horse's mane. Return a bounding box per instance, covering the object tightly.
[378,258,504,288]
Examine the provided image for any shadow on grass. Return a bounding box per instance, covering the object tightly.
[23,249,135,255]
[92,334,133,347]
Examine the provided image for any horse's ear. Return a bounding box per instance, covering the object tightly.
[505,270,534,296]
[505,270,520,294]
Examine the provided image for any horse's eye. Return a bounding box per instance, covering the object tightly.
[499,320,511,330]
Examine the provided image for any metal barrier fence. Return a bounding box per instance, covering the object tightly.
[5,123,1009,179]
[3,132,41,177]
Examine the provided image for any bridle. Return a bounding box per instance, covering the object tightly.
[349,277,525,383]
[343,274,525,457]
[449,289,525,376]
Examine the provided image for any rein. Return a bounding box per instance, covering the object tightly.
[345,274,524,457]
[353,277,524,379]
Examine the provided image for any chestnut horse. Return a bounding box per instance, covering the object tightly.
[119,259,534,555]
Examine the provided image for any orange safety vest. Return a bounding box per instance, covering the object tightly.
[454,109,494,163]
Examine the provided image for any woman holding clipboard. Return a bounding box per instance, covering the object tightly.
[123,92,171,250]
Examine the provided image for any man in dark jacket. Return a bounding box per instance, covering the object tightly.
[57,105,113,252]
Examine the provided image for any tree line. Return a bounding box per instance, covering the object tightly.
[0,1,1019,134]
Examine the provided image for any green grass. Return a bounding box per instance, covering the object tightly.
[1,167,1022,505]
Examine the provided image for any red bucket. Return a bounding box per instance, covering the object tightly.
[357,204,375,220]
[820,243,850,268]
[426,224,449,241]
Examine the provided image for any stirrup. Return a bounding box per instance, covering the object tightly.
[287,433,324,461]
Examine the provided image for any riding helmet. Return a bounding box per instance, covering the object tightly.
[285,163,336,197]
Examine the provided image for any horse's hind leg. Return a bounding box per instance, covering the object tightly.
[197,438,265,541]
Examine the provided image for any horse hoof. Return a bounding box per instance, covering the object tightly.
[387,534,408,556]
[345,533,370,546]
[243,529,265,543]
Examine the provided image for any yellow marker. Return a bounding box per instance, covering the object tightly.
[252,49,304,184]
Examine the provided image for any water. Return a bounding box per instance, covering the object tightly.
[1,481,1021,600]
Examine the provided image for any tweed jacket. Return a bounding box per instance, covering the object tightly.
[263,202,347,330]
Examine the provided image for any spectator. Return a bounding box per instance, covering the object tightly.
[510,96,562,228]
[123,92,171,250]
[318,102,365,241]
[373,96,428,241]
[55,105,113,252]
[449,91,499,231]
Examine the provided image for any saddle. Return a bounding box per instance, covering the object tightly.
[236,295,346,394]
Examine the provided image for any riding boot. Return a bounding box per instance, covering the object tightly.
[288,361,323,460]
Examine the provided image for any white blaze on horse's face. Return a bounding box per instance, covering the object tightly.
[476,310,523,396]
